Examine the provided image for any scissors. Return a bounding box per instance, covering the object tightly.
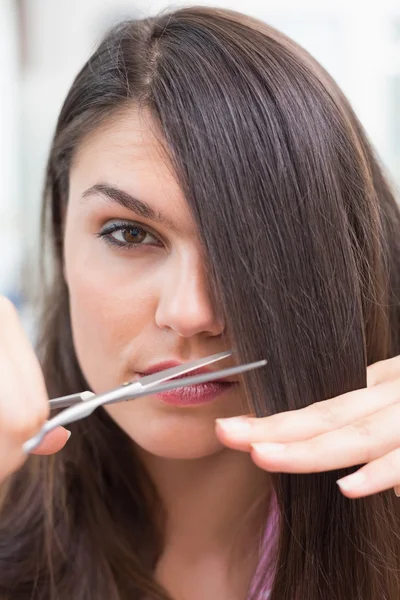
[23,350,267,454]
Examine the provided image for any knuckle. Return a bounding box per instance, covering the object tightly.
[349,418,376,463]
[351,417,374,439]
[311,400,340,428]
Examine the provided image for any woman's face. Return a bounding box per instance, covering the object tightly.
[64,109,246,459]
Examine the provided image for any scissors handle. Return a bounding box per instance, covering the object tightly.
[49,391,95,409]
[22,382,143,454]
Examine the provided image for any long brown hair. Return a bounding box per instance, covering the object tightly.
[1,6,400,599]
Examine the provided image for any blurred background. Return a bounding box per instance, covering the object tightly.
[1,0,400,329]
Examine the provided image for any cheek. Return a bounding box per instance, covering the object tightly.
[65,251,156,393]
[63,213,161,391]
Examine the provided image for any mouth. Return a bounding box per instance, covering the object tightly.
[145,379,237,407]
[136,358,238,406]
[138,359,238,383]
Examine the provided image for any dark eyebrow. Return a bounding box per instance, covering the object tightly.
[81,183,178,233]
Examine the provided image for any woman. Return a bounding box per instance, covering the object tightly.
[0,5,399,599]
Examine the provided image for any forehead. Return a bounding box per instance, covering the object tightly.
[69,107,193,228]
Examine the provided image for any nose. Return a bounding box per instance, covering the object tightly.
[155,252,225,338]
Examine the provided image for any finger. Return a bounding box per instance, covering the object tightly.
[0,426,71,481]
[215,378,400,452]
[30,427,71,455]
[367,355,400,387]
[250,401,400,474]
[0,298,49,419]
[336,447,400,499]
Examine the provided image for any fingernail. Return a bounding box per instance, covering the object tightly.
[336,471,366,490]
[66,430,72,441]
[394,486,400,497]
[252,442,286,454]
[216,416,252,437]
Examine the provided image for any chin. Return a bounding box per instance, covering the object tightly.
[135,433,224,460]
[104,402,225,460]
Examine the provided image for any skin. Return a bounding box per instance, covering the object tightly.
[0,107,400,597]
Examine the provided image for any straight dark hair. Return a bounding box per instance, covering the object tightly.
[1,5,400,599]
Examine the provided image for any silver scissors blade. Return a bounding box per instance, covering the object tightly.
[23,357,266,455]
[49,350,232,409]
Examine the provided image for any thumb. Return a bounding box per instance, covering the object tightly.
[31,426,71,455]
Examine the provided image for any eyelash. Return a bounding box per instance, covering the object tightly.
[96,221,162,250]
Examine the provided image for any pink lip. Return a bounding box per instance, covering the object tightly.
[155,381,236,406]
[137,360,237,406]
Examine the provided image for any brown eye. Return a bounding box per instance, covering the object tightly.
[98,221,160,248]
[121,226,146,244]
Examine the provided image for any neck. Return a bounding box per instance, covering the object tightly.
[138,446,270,558]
